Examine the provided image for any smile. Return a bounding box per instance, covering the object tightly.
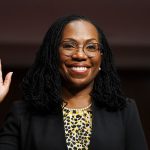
[71,67,88,71]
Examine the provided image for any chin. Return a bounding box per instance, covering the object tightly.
[66,77,94,89]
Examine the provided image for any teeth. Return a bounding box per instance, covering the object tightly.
[71,67,87,71]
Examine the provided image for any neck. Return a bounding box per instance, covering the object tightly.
[62,83,93,109]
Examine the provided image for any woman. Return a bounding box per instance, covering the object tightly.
[0,15,148,150]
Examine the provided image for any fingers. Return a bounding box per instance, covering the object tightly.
[0,59,13,103]
[0,59,3,84]
[0,59,13,88]
[0,72,13,102]
[4,72,13,88]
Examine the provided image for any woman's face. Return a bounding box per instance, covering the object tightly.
[59,20,102,88]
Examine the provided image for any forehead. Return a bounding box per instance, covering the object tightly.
[61,20,99,42]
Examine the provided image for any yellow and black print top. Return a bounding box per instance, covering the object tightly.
[63,108,92,150]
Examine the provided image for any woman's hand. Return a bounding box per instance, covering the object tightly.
[0,59,13,103]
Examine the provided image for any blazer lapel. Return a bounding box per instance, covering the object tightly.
[50,111,68,150]
[89,103,101,150]
[33,111,68,150]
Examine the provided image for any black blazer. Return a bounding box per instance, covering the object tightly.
[0,100,148,150]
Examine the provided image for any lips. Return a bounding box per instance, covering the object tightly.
[65,63,91,68]
[65,63,91,76]
[71,66,88,72]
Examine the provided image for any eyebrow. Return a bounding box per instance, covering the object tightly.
[62,38,99,43]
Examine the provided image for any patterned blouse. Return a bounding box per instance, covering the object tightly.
[62,107,92,150]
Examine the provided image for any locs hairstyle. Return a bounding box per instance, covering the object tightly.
[22,15,127,113]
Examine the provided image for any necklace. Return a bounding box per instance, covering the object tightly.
[63,103,92,111]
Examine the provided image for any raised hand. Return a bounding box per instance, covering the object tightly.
[0,59,13,103]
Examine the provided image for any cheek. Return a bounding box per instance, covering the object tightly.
[59,56,64,72]
[58,54,68,76]
[92,55,102,70]
[91,56,102,79]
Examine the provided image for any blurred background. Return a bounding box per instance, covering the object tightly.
[0,0,150,147]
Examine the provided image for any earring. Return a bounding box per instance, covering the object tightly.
[99,67,101,71]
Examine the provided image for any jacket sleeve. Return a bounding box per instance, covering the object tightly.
[125,100,148,150]
[0,110,20,150]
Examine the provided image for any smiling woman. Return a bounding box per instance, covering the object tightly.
[59,20,102,91]
[0,15,148,150]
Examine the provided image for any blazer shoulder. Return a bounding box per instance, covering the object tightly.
[120,98,142,124]
[10,100,30,115]
[123,98,138,114]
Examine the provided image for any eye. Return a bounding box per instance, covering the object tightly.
[62,42,75,49]
[86,43,97,51]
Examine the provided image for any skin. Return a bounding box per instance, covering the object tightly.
[59,20,103,108]
[0,59,13,103]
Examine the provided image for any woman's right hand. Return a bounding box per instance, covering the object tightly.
[0,59,13,103]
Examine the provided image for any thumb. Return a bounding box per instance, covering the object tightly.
[4,72,13,88]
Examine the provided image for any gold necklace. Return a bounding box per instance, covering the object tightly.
[63,103,92,111]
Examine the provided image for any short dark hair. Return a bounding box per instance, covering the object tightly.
[22,15,127,113]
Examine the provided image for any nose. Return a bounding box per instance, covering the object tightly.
[71,48,88,60]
